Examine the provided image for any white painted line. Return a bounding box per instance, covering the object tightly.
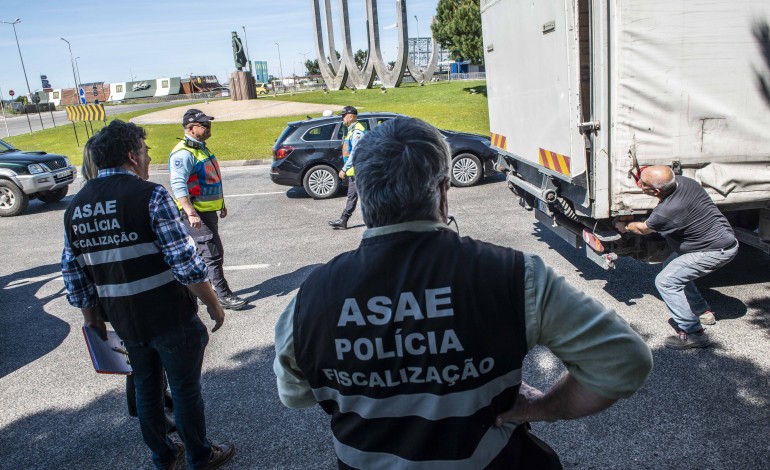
[224,264,270,271]
[226,192,285,197]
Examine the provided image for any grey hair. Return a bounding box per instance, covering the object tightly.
[354,117,451,227]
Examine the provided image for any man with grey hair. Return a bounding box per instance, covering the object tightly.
[615,165,739,349]
[275,117,652,468]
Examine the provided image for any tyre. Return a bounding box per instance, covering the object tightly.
[38,186,69,204]
[0,180,30,217]
[303,165,339,199]
[451,153,483,187]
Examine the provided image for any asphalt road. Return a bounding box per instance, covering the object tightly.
[0,101,197,138]
[1,167,768,469]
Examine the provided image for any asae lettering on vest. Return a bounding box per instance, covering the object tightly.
[70,200,117,220]
[337,286,454,327]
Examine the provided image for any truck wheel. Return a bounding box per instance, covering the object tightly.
[0,180,30,217]
[451,153,483,187]
[38,186,69,204]
[303,165,339,199]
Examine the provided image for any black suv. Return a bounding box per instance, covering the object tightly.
[0,138,77,216]
[270,112,498,199]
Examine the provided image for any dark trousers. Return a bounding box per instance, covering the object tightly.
[123,316,212,469]
[341,177,358,220]
[183,210,230,298]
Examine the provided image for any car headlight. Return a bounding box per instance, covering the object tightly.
[28,163,45,174]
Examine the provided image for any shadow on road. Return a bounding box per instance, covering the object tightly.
[0,263,70,379]
[0,343,337,469]
[235,264,322,305]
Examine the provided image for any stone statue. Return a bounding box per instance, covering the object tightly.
[232,31,248,71]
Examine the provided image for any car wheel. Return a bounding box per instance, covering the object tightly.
[303,165,339,199]
[38,186,69,204]
[451,153,483,187]
[0,180,30,217]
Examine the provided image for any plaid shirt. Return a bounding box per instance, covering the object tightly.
[61,168,208,308]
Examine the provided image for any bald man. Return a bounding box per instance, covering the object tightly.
[614,166,738,350]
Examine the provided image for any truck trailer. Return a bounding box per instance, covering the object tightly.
[480,0,770,268]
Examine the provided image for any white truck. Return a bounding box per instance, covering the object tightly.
[480,0,770,268]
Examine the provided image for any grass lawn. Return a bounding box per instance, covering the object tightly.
[5,80,488,165]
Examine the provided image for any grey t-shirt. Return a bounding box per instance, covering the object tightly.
[646,176,735,253]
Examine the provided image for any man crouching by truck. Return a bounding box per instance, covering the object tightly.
[614,165,739,350]
[275,116,653,469]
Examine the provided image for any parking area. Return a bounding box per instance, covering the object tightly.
[1,165,768,469]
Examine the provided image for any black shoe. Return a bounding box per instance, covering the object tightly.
[664,329,710,350]
[203,442,236,470]
[328,217,348,229]
[218,294,247,310]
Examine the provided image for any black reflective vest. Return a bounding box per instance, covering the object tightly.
[63,174,195,342]
[294,228,528,469]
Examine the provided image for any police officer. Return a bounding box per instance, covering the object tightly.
[328,106,366,230]
[62,120,235,469]
[169,109,246,310]
[275,117,652,468]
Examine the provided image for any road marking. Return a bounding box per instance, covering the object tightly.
[226,191,285,197]
[224,264,270,271]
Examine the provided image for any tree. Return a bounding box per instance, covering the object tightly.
[354,49,368,69]
[305,59,320,75]
[431,0,484,64]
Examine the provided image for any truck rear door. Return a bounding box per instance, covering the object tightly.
[482,0,587,187]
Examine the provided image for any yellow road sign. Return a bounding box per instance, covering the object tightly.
[65,104,106,122]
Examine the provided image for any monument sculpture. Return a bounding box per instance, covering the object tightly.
[230,31,256,100]
[311,0,439,90]
[232,31,248,71]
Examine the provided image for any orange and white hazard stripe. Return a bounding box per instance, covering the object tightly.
[490,132,507,151]
[538,148,571,177]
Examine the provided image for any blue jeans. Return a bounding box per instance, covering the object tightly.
[655,243,738,333]
[124,315,212,469]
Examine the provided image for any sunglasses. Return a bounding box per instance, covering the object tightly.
[193,122,211,128]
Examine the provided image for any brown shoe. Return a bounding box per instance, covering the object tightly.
[204,442,236,470]
[166,442,185,470]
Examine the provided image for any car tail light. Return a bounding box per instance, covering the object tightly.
[273,145,294,160]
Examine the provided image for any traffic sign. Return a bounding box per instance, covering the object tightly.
[9,90,14,97]
[78,87,86,105]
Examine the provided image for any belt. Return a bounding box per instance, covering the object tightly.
[722,240,739,251]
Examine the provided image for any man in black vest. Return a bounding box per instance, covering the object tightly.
[62,121,235,470]
[274,117,653,468]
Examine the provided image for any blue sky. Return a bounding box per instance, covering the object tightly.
[0,0,439,97]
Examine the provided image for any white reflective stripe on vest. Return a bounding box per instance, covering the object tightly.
[96,270,175,298]
[334,422,517,470]
[77,242,160,266]
[311,368,521,420]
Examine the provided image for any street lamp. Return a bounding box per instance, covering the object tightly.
[242,26,252,73]
[60,38,81,105]
[1,18,39,133]
[275,42,285,92]
[414,15,420,66]
[299,51,311,76]
[74,57,83,88]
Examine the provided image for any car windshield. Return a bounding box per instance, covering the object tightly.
[0,139,16,153]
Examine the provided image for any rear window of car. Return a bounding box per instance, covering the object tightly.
[303,123,337,142]
[275,126,298,147]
